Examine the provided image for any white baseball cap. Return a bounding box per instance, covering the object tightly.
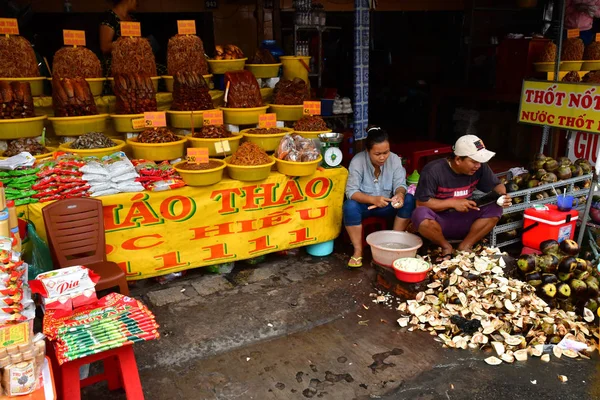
[453,135,496,163]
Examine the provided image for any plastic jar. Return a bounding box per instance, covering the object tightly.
[6,200,17,230]
[0,182,5,211]
[10,227,21,253]
[0,211,9,239]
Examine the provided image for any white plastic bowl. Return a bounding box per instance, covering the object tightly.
[366,230,423,267]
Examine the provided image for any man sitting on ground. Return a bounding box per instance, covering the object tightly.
[411,135,512,261]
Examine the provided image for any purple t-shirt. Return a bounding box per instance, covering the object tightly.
[415,159,500,202]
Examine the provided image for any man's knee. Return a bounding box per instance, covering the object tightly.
[411,206,438,231]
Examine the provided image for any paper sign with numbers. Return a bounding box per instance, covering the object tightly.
[132,118,146,130]
[121,21,141,37]
[177,20,196,35]
[63,30,86,47]
[303,101,321,116]
[258,113,277,128]
[596,33,600,42]
[144,112,167,127]
[187,148,209,164]
[0,18,19,35]
[203,110,223,125]
[214,140,231,154]
[567,29,579,39]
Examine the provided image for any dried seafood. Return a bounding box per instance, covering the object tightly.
[137,127,180,143]
[52,77,97,117]
[167,35,209,76]
[113,74,157,114]
[275,134,320,162]
[111,37,157,76]
[214,44,244,60]
[273,78,308,105]
[52,47,102,78]
[248,49,277,64]
[193,125,231,139]
[70,132,116,149]
[539,42,557,63]
[229,142,271,166]
[0,81,34,119]
[0,36,39,77]
[294,115,328,131]
[582,71,600,83]
[562,38,584,61]
[388,248,599,365]
[584,42,600,60]
[244,128,288,135]
[178,160,223,170]
[562,71,580,83]
[4,138,48,157]
[171,72,213,111]
[224,71,262,108]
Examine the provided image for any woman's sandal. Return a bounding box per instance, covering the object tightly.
[347,256,363,268]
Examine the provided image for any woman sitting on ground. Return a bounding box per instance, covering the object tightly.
[343,127,416,268]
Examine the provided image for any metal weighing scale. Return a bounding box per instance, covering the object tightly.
[317,132,343,168]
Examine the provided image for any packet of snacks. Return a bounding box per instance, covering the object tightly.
[29,266,100,312]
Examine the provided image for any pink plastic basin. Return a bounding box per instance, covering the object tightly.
[365,230,423,267]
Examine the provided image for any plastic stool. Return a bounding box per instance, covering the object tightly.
[361,217,388,248]
[391,141,453,172]
[48,342,144,400]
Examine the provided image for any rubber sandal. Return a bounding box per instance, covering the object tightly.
[347,256,363,268]
[435,253,453,263]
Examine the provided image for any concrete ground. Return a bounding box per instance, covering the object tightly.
[81,249,600,400]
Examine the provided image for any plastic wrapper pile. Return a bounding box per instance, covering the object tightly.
[81,152,143,197]
[275,134,320,162]
[34,154,91,202]
[0,254,33,324]
[43,292,159,365]
[224,70,263,108]
[0,168,40,206]
[132,160,184,191]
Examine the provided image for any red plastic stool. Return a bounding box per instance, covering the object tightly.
[391,141,453,172]
[521,246,541,256]
[47,342,144,400]
[361,217,388,248]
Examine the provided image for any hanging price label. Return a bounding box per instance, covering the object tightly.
[143,112,167,127]
[258,113,277,128]
[63,30,86,47]
[121,21,141,37]
[214,140,231,154]
[567,29,580,39]
[132,118,146,130]
[203,110,224,125]
[596,33,600,42]
[187,148,209,164]
[0,18,19,35]
[177,20,196,35]
[303,101,321,116]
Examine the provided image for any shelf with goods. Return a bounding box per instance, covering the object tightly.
[292,25,342,88]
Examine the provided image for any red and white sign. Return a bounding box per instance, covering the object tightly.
[568,131,599,165]
[0,18,19,35]
[63,30,86,46]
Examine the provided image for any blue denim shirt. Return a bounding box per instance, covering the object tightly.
[345,151,407,200]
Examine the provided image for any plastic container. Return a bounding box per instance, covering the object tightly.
[6,200,17,230]
[110,113,145,133]
[560,61,583,71]
[58,139,126,158]
[224,156,275,181]
[108,76,160,92]
[48,77,106,97]
[582,61,600,71]
[533,62,556,72]
[392,258,431,283]
[48,114,109,136]
[161,74,213,92]
[0,115,47,139]
[245,64,282,79]
[240,127,293,152]
[365,230,423,267]
[407,170,420,186]
[320,99,334,116]
[523,204,579,250]
[10,227,20,253]
[275,155,322,177]
[293,129,332,139]
[0,211,9,239]
[268,104,304,121]
[280,56,311,84]
[0,77,46,97]
[166,110,207,129]
[173,159,226,186]
[0,183,4,211]
[127,136,187,161]
[207,58,248,74]
[306,240,334,257]
[221,106,269,125]
[187,134,243,157]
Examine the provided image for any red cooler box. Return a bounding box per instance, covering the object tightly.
[522,204,579,250]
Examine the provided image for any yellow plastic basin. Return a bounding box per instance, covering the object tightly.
[208,58,247,74]
[582,60,600,71]
[224,156,275,181]
[0,77,46,97]
[533,62,556,72]
[560,61,583,71]
[48,77,106,97]
[260,87,274,104]
[187,134,243,157]
[0,147,56,160]
[276,155,322,177]
[0,115,47,139]
[162,74,213,92]
[240,127,294,152]
[173,159,226,186]
[48,114,109,136]
[166,110,209,129]
[127,135,187,161]
[245,64,282,79]
[293,129,332,139]
[58,139,126,158]
[211,90,224,108]
[110,113,145,133]
[221,106,269,125]
[108,76,160,92]
[269,104,304,121]
[280,56,311,84]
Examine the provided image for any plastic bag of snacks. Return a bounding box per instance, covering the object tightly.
[0,325,46,396]
[131,160,184,191]
[30,266,100,313]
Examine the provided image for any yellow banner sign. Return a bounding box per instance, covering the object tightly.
[27,169,348,280]
[519,80,600,133]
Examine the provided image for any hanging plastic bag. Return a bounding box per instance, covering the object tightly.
[23,222,53,281]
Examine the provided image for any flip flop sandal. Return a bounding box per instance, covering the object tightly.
[347,256,363,268]
[435,253,453,264]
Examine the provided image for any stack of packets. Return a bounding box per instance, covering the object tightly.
[80,152,144,197]
[30,266,100,315]
[43,293,159,364]
[0,246,34,324]
[0,323,46,396]
[33,154,91,202]
[0,169,39,206]
[132,160,185,191]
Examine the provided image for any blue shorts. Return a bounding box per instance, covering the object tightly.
[343,194,416,227]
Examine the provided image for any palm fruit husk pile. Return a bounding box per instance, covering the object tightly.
[391,247,599,366]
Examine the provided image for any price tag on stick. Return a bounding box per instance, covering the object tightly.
[214,140,231,154]
[132,118,146,130]
[177,20,196,35]
[203,110,223,125]
[258,113,277,128]
[63,30,86,47]
[187,148,209,164]
[567,29,580,39]
[121,21,141,37]
[143,112,167,128]
[303,101,321,116]
[0,18,19,35]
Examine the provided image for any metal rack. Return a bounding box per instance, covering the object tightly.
[293,25,341,88]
